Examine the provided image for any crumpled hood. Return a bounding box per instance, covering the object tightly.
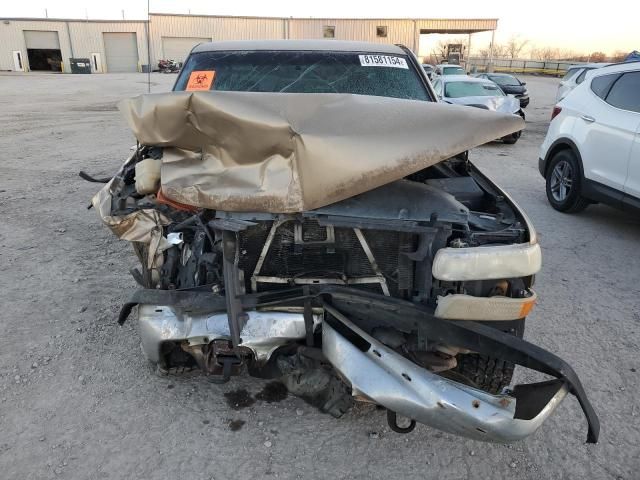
[446,95,520,114]
[119,91,524,213]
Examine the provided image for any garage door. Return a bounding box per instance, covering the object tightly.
[24,30,60,49]
[24,30,62,71]
[162,37,210,63]
[103,32,139,72]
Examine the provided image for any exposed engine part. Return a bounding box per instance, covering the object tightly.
[277,351,353,418]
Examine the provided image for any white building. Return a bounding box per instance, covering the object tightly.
[0,14,497,73]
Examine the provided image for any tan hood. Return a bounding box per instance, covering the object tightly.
[119,92,523,213]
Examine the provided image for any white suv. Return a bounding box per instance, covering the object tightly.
[539,62,640,213]
[556,63,610,102]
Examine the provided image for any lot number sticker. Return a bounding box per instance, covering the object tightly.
[186,71,216,91]
[359,55,408,69]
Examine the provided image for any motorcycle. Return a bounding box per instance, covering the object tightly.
[157,59,181,73]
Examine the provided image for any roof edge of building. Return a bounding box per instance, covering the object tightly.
[0,14,498,25]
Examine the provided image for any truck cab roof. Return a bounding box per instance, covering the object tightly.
[192,39,408,54]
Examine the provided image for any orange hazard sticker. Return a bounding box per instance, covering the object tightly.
[186,70,216,91]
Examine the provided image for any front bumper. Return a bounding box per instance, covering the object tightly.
[120,286,599,444]
[137,304,321,364]
[323,309,568,442]
[516,94,530,107]
[538,156,548,178]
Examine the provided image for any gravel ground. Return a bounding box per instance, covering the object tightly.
[0,72,638,480]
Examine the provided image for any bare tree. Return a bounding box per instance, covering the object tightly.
[433,40,449,62]
[505,35,529,59]
[589,51,607,62]
[537,47,561,60]
[527,44,539,59]
[477,45,491,59]
[609,50,628,62]
[493,43,509,58]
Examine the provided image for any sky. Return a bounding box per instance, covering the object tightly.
[1,0,636,55]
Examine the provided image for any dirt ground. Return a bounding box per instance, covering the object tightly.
[0,72,638,480]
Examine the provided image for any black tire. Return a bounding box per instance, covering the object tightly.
[450,319,525,394]
[502,131,521,144]
[545,149,590,213]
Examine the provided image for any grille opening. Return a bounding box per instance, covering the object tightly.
[238,219,406,296]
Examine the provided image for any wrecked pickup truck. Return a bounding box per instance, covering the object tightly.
[91,40,598,443]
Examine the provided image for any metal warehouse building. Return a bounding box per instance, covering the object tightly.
[0,14,497,73]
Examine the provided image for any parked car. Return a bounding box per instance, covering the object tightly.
[90,40,598,444]
[539,62,640,213]
[475,72,529,108]
[432,75,525,143]
[421,63,435,80]
[556,62,610,102]
[434,63,466,76]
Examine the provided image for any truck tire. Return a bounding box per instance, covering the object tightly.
[502,131,521,144]
[451,319,525,394]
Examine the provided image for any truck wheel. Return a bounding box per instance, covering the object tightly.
[502,130,521,144]
[545,150,589,213]
[450,319,525,394]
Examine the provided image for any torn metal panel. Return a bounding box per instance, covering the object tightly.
[319,286,600,444]
[119,91,524,213]
[92,177,171,244]
[322,311,569,443]
[92,174,171,276]
[137,305,321,364]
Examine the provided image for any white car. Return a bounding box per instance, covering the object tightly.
[556,62,610,102]
[433,75,524,143]
[539,62,640,213]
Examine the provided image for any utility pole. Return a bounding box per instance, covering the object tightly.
[122,10,125,20]
[147,0,151,93]
[45,8,48,18]
[488,29,496,72]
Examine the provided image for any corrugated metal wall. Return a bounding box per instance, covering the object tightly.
[287,18,418,50]
[416,18,497,32]
[148,15,284,66]
[0,19,147,72]
[67,22,148,72]
[0,15,497,72]
[0,20,73,72]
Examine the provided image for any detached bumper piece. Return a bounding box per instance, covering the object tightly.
[323,304,568,442]
[320,288,599,444]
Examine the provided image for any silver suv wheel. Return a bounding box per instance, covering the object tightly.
[549,159,573,202]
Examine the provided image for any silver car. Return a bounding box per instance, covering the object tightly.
[434,63,466,76]
[432,75,524,143]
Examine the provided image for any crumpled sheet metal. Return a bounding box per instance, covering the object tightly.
[92,173,171,272]
[92,176,170,243]
[119,92,524,213]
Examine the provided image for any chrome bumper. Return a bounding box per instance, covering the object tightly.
[121,287,598,444]
[323,316,569,443]
[138,305,320,364]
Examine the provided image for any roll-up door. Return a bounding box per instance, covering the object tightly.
[24,30,62,71]
[24,30,60,49]
[103,32,139,72]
